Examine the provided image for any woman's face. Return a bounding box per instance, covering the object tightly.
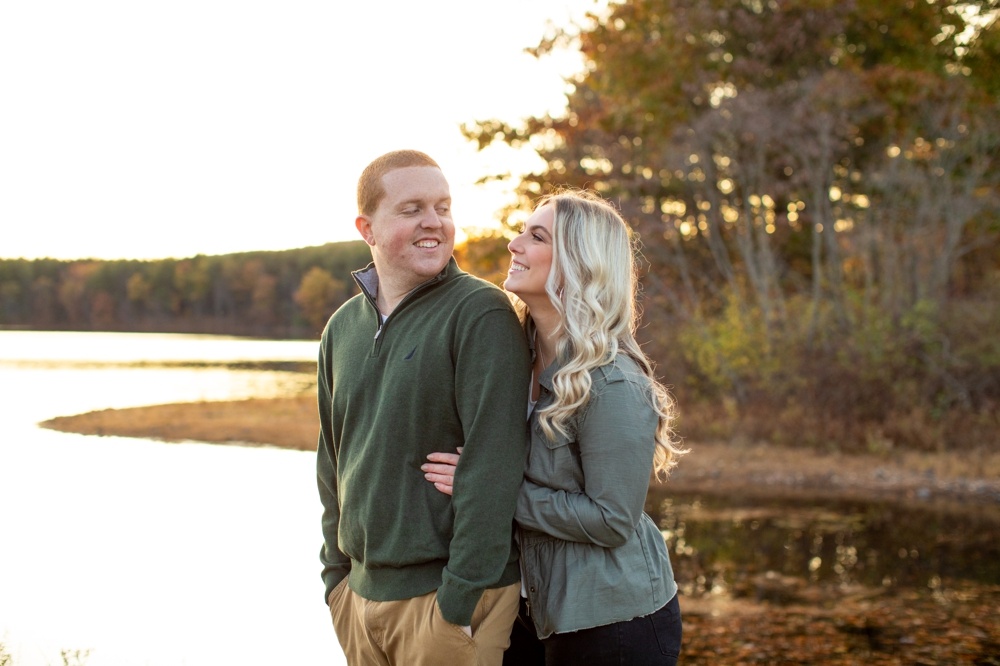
[505,204,554,302]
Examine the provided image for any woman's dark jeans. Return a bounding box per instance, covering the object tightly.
[503,593,682,666]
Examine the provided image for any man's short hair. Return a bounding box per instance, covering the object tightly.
[357,150,440,216]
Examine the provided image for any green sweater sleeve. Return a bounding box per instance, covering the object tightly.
[316,326,351,603]
[436,307,531,625]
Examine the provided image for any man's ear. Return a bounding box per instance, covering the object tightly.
[356,216,375,246]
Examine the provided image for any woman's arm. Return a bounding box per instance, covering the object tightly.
[423,377,658,548]
[515,376,658,547]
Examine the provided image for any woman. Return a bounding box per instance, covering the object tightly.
[422,189,686,665]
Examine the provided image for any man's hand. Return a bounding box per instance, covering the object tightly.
[421,447,462,496]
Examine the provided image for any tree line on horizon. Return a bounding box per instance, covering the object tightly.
[0,241,373,339]
[0,239,507,339]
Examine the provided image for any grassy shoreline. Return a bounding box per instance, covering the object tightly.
[41,396,319,451]
[41,396,1000,505]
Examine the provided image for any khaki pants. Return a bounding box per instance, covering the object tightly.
[328,579,520,666]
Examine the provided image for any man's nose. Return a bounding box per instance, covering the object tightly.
[421,210,444,227]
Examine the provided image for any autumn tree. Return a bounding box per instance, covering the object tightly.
[464,0,1000,450]
[455,230,513,287]
[294,266,346,333]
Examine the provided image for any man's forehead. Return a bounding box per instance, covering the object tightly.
[381,166,450,202]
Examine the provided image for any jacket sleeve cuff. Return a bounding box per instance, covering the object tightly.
[436,570,483,626]
[320,549,351,606]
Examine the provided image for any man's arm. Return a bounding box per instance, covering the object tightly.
[316,327,351,605]
[436,303,530,626]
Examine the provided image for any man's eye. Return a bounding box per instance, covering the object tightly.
[436,205,451,215]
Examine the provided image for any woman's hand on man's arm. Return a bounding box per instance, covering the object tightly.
[421,447,462,496]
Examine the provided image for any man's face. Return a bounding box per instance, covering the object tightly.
[356,166,455,293]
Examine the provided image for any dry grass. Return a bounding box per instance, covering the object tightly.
[41,395,318,451]
[40,396,1000,503]
[667,439,1000,505]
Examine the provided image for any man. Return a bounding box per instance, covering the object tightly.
[317,150,531,666]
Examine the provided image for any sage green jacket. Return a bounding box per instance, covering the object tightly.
[516,353,678,639]
[317,258,531,626]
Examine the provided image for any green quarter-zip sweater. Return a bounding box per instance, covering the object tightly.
[317,258,531,626]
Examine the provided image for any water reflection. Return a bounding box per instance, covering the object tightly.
[0,331,339,666]
[0,331,318,423]
[649,491,1000,605]
[1,330,318,365]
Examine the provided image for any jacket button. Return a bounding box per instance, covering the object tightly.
[529,587,536,593]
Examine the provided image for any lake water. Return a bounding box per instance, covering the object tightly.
[652,492,1000,602]
[3,331,997,664]
[0,331,344,666]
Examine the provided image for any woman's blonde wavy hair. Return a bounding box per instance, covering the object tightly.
[517,189,686,480]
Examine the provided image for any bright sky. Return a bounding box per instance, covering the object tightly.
[0,0,606,261]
